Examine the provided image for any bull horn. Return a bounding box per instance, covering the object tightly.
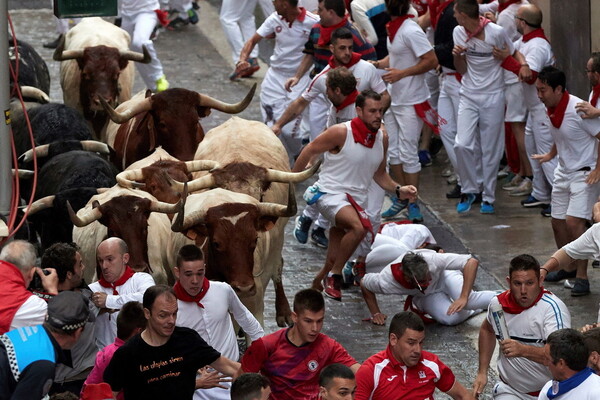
[97,188,110,194]
[171,183,189,232]
[12,169,34,179]
[116,169,146,188]
[257,183,297,217]
[67,200,103,227]
[149,198,181,214]
[168,173,215,193]
[19,144,49,163]
[25,195,55,215]
[196,83,256,114]
[265,160,321,183]
[80,140,110,154]
[53,36,83,61]
[119,45,151,64]
[99,95,152,124]
[184,160,222,172]
[20,86,50,103]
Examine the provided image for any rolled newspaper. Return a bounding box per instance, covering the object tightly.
[490,302,510,341]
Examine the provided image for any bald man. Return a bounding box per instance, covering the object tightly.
[89,237,155,348]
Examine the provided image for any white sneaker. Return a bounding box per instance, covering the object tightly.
[509,177,532,196]
[497,165,511,178]
[447,174,458,185]
[441,166,453,177]
[564,279,575,289]
[502,175,523,191]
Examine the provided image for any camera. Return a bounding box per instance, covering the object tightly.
[28,268,51,291]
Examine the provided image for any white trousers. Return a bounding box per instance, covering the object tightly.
[526,104,557,203]
[411,270,496,325]
[261,68,311,162]
[121,11,164,90]
[492,381,538,400]
[455,90,505,203]
[385,104,424,173]
[220,0,259,62]
[170,0,193,13]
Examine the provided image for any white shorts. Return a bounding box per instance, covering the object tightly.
[315,193,352,228]
[492,381,538,400]
[504,82,527,123]
[385,105,424,173]
[551,168,600,220]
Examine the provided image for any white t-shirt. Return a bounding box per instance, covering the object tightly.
[387,19,433,106]
[550,94,600,173]
[302,60,386,103]
[486,293,570,394]
[538,373,600,400]
[176,281,264,361]
[9,295,47,331]
[379,223,436,247]
[496,1,527,84]
[453,22,514,95]
[326,102,357,128]
[120,0,159,15]
[478,0,498,15]
[563,222,600,261]
[89,272,155,348]
[256,10,319,75]
[514,36,554,110]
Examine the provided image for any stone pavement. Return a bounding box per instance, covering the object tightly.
[8,3,600,398]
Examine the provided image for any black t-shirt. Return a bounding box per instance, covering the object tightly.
[103,327,221,400]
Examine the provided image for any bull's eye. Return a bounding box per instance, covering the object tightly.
[213,241,221,250]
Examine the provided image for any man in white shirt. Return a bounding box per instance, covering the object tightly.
[452,0,516,214]
[173,244,264,400]
[538,329,600,400]
[0,240,57,334]
[532,66,600,297]
[89,237,155,348]
[473,254,571,399]
[235,0,320,162]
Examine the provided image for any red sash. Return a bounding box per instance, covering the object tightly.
[429,0,454,30]
[0,261,34,334]
[414,101,444,134]
[497,288,550,314]
[335,90,358,112]
[173,279,210,308]
[386,14,415,43]
[346,194,374,244]
[522,28,549,43]
[155,9,169,27]
[498,0,522,13]
[328,52,362,69]
[591,84,600,107]
[350,117,379,148]
[546,91,570,129]
[317,17,348,47]
[466,16,490,42]
[98,266,135,295]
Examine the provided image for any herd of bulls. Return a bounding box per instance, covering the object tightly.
[7,17,320,326]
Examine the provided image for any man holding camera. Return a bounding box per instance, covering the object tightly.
[0,240,58,334]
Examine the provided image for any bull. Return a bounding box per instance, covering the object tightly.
[53,17,150,138]
[99,84,256,170]
[9,36,51,98]
[163,117,318,326]
[69,186,184,285]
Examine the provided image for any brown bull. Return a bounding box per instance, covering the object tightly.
[54,18,151,137]
[100,84,256,170]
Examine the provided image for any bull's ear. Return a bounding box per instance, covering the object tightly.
[145,89,152,98]
[196,106,211,118]
[118,57,129,70]
[258,216,278,232]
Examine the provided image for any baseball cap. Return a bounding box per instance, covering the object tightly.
[47,291,94,331]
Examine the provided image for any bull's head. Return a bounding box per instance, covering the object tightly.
[67,194,181,273]
[54,38,150,115]
[171,186,296,296]
[99,84,256,162]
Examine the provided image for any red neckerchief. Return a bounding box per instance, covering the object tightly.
[173,279,210,308]
[496,288,550,314]
[414,101,442,135]
[522,28,549,43]
[328,52,362,69]
[498,0,522,13]
[317,16,348,47]
[411,0,428,16]
[466,16,490,42]
[429,0,454,30]
[335,89,358,112]
[350,117,378,148]
[98,266,135,295]
[386,14,415,43]
[390,263,418,288]
[282,7,306,27]
[591,84,600,107]
[546,90,570,129]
